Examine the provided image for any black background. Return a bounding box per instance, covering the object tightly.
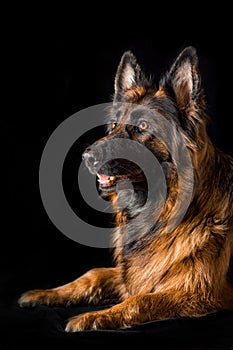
[1,9,233,349]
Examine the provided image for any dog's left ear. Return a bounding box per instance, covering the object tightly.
[160,47,208,149]
[161,46,201,110]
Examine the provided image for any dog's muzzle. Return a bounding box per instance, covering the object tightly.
[82,146,103,175]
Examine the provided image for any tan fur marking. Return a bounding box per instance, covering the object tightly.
[125,86,147,100]
[155,87,167,98]
[18,47,233,331]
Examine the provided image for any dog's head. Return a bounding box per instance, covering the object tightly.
[83,47,209,215]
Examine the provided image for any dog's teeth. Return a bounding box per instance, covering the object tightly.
[97,178,111,184]
[97,174,116,186]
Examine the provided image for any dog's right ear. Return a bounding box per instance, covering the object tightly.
[114,51,150,101]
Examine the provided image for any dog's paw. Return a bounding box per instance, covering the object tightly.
[18,289,58,307]
[65,310,127,332]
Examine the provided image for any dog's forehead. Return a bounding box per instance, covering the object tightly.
[111,103,155,123]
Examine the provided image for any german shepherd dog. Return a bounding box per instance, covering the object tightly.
[19,46,233,331]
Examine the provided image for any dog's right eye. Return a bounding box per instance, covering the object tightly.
[110,121,117,130]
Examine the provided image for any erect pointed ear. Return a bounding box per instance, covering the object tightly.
[114,51,150,100]
[160,47,208,150]
[161,46,201,110]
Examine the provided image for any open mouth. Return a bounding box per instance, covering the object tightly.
[97,173,132,188]
[97,170,146,190]
[97,174,117,188]
[95,159,147,193]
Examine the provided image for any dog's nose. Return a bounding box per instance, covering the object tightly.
[82,150,94,163]
[82,150,97,166]
[82,149,100,174]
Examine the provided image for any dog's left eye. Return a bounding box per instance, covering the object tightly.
[138,121,148,132]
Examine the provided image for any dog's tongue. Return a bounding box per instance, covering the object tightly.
[98,174,110,181]
[97,174,115,186]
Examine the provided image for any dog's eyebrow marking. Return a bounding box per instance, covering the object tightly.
[130,109,147,121]
[129,109,156,126]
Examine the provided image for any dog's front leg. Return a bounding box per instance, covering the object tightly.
[65,290,217,331]
[18,267,122,307]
